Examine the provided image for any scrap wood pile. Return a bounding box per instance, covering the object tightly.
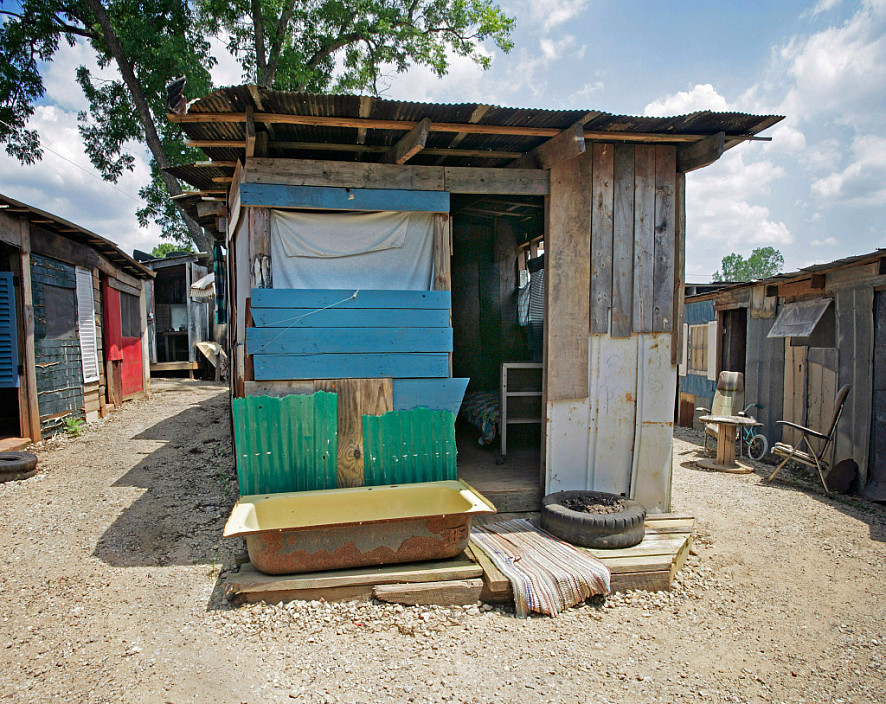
[470,518,611,617]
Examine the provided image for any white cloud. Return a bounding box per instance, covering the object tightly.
[643,84,730,117]
[0,105,160,256]
[809,0,843,16]
[811,237,838,246]
[685,149,792,279]
[514,0,590,30]
[379,48,494,103]
[209,34,246,88]
[811,133,886,204]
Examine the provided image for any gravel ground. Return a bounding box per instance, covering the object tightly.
[1,379,884,704]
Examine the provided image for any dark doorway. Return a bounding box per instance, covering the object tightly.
[721,308,747,376]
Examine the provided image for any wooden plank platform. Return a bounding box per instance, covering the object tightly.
[221,514,695,607]
[151,361,198,371]
[223,554,481,604]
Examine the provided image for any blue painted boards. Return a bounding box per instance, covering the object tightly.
[254,353,449,380]
[232,392,338,495]
[0,273,19,389]
[250,288,454,382]
[251,307,450,328]
[240,184,450,213]
[248,327,453,355]
[251,288,450,310]
[392,378,469,415]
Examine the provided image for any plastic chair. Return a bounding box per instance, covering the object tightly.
[696,371,745,454]
[766,385,852,493]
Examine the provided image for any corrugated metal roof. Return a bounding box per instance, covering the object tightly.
[685,249,885,301]
[232,392,338,495]
[172,85,782,168]
[0,193,153,279]
[363,409,457,486]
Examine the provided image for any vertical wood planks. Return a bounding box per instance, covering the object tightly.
[433,213,452,292]
[672,173,686,364]
[633,145,656,333]
[314,378,392,488]
[611,145,635,338]
[590,144,614,334]
[652,146,676,332]
[547,151,592,401]
[248,207,272,289]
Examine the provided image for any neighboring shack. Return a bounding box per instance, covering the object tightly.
[0,193,153,443]
[682,250,885,498]
[168,86,780,512]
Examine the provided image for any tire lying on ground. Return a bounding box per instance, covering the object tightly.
[0,452,38,482]
[540,490,646,549]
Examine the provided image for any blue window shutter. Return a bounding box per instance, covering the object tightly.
[0,272,19,388]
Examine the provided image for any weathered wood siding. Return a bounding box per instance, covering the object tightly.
[545,145,680,512]
[745,315,784,447]
[31,253,84,436]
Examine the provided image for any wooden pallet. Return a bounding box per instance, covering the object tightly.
[470,513,696,602]
[222,514,695,606]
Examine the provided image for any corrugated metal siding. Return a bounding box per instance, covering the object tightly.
[232,392,338,495]
[684,299,715,325]
[363,409,457,486]
[32,254,84,436]
[745,316,785,448]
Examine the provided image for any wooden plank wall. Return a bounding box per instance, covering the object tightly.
[744,315,784,447]
[588,144,677,339]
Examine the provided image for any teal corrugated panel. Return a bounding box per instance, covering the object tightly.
[363,409,456,486]
[232,392,337,495]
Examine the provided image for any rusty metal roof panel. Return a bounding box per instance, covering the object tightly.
[232,392,338,495]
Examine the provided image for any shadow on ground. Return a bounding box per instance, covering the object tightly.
[675,429,886,543]
[93,387,242,587]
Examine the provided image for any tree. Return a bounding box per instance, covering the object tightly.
[1,0,216,250]
[1,0,515,250]
[151,241,193,258]
[712,247,784,282]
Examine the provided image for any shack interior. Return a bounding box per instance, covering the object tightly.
[168,86,781,514]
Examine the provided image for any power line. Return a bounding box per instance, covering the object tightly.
[0,116,143,205]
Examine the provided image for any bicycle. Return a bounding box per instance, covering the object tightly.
[737,403,769,461]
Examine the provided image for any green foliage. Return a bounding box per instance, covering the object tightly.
[713,247,785,282]
[1,0,515,247]
[62,415,86,437]
[151,241,193,257]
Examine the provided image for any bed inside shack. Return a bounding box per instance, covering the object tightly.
[449,195,545,512]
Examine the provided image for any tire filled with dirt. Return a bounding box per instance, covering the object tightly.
[0,452,38,482]
[541,490,646,549]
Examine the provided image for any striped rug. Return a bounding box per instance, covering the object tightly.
[470,518,611,618]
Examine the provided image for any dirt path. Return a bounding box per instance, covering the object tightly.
[1,379,884,704]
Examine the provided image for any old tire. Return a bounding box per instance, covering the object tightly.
[0,452,38,482]
[541,490,646,549]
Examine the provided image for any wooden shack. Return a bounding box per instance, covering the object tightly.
[0,193,153,444]
[168,86,780,512]
[138,251,213,377]
[684,250,885,498]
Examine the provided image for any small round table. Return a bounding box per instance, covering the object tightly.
[697,415,759,473]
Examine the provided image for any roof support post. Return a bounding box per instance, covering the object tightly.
[380,118,431,164]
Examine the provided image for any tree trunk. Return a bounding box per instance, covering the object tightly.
[82,0,212,253]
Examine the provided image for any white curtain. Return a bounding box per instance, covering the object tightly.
[270,210,435,290]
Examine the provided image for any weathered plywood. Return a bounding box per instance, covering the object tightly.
[652,146,676,332]
[590,144,614,334]
[247,207,271,289]
[672,173,686,365]
[632,145,656,333]
[782,343,807,445]
[611,145,634,338]
[545,152,591,401]
[373,578,483,606]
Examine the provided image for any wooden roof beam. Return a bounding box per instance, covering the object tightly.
[380,118,431,164]
[245,106,257,158]
[677,131,725,173]
[508,123,585,169]
[196,200,226,218]
[436,104,491,165]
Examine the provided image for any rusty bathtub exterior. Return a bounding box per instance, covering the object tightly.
[223,479,496,575]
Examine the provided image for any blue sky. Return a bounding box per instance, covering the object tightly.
[1,0,884,280]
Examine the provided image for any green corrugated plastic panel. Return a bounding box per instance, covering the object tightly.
[363,409,457,486]
[232,392,337,495]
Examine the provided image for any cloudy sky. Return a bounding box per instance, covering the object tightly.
[1,0,884,280]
